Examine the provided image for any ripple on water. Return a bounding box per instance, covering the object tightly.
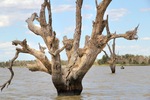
[0,66,150,100]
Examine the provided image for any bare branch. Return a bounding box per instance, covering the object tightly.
[95,0,98,9]
[105,15,111,37]
[27,59,49,73]
[73,0,83,51]
[85,35,90,46]
[124,24,139,40]
[63,36,73,51]
[63,36,74,61]
[39,0,48,27]
[38,43,46,53]
[26,13,42,36]
[49,46,66,57]
[46,0,53,36]
[12,39,52,74]
[102,50,109,58]
[0,50,19,91]
[110,25,139,40]
[91,0,112,39]
[107,43,113,56]
[112,38,116,55]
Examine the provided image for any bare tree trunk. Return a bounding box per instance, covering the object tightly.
[106,38,116,73]
[1,0,139,96]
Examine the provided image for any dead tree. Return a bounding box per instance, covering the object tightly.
[103,38,117,73]
[0,0,139,96]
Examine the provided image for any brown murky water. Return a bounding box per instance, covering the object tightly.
[0,66,150,100]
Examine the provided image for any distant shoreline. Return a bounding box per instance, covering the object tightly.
[1,64,150,68]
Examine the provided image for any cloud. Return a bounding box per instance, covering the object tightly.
[0,1,93,27]
[83,14,93,19]
[0,0,42,10]
[83,5,92,10]
[0,15,11,27]
[102,43,150,56]
[140,37,150,40]
[0,0,43,27]
[0,42,13,50]
[0,41,47,61]
[62,26,75,34]
[0,1,79,27]
[0,42,15,61]
[105,8,128,21]
[52,5,75,13]
[115,45,150,56]
[140,8,150,12]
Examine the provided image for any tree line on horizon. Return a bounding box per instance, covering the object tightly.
[97,54,150,65]
[0,54,150,67]
[0,60,68,67]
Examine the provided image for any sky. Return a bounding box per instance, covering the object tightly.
[0,0,150,62]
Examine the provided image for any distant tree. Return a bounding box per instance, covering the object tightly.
[98,55,109,64]
[148,58,150,64]
[133,60,139,64]
[129,58,132,64]
[103,38,117,73]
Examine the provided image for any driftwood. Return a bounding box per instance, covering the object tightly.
[1,0,138,95]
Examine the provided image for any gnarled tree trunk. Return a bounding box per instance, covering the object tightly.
[1,0,139,96]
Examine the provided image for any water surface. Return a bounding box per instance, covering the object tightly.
[0,66,150,100]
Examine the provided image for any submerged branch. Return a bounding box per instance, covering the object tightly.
[0,50,19,91]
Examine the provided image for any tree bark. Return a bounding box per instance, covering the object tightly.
[1,0,139,95]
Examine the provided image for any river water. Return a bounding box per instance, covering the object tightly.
[0,66,150,100]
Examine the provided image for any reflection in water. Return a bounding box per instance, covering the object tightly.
[0,66,150,100]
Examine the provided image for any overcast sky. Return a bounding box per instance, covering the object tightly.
[0,0,150,62]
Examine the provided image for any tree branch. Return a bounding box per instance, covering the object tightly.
[107,38,117,68]
[12,39,52,74]
[46,0,53,36]
[112,38,116,56]
[110,25,139,40]
[107,43,113,56]
[91,0,112,39]
[63,36,74,61]
[0,50,19,91]
[105,15,111,37]
[85,35,90,46]
[95,0,98,9]
[38,43,46,53]
[39,0,48,27]
[27,59,49,73]
[26,13,42,36]
[49,45,66,57]
[73,0,83,51]
[102,50,109,58]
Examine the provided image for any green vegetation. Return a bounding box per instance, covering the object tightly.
[97,54,150,66]
[0,60,68,67]
[0,60,35,67]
